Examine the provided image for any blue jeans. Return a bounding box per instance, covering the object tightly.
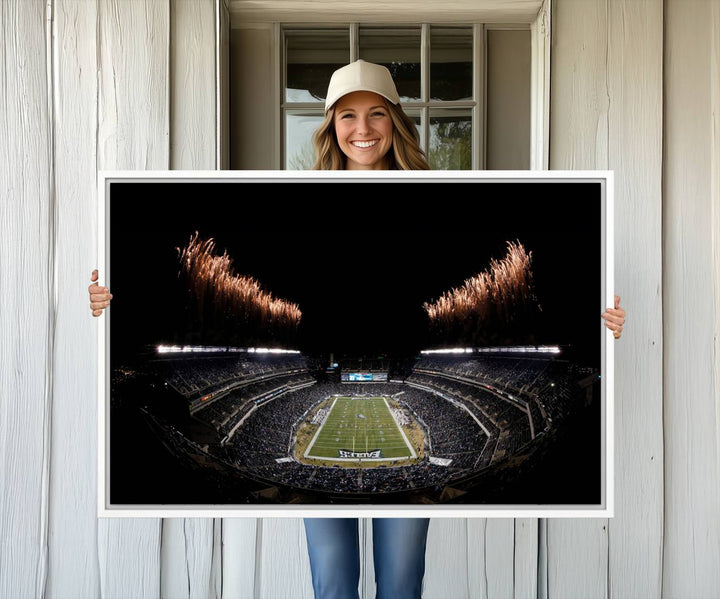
[303,517,430,599]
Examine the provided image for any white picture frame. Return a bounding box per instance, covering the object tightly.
[97,170,614,518]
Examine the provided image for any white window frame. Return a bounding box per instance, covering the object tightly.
[226,0,550,171]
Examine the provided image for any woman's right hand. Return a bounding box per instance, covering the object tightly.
[89,269,113,317]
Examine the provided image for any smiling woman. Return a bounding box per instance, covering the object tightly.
[333,91,394,170]
[311,59,431,171]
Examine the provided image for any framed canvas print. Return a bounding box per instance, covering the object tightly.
[97,170,614,518]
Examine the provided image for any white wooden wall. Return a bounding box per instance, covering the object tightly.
[549,1,663,596]
[1,0,718,597]
[663,0,720,596]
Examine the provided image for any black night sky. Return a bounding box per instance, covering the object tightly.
[108,179,603,367]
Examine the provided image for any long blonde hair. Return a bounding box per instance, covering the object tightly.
[312,100,430,170]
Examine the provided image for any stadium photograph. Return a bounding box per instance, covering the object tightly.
[102,174,609,512]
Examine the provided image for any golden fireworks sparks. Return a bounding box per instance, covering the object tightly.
[177,232,302,332]
[423,240,537,330]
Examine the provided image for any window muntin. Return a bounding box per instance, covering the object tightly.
[281,24,526,171]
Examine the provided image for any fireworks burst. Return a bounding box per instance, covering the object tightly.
[177,232,301,339]
[423,240,538,341]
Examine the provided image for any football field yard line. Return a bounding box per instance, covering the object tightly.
[384,397,417,459]
[303,397,337,459]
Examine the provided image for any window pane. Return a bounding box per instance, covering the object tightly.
[285,112,324,170]
[285,30,350,103]
[429,109,472,170]
[430,27,473,101]
[359,27,421,102]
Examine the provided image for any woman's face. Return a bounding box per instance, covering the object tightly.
[333,91,394,170]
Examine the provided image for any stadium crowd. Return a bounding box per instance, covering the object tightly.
[412,354,586,425]
[130,351,591,497]
[152,353,309,398]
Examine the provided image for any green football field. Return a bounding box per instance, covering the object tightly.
[304,396,416,461]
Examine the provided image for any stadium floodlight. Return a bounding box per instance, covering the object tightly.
[157,344,302,354]
[157,345,182,354]
[155,344,220,353]
[420,348,474,355]
[473,345,562,354]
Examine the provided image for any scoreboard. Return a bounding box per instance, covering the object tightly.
[341,371,388,382]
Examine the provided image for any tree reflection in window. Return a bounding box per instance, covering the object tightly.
[430,113,472,170]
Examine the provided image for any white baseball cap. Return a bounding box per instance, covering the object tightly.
[324,59,400,112]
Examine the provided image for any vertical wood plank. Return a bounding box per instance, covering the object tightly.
[47,0,102,596]
[162,1,219,596]
[222,519,258,599]
[98,522,162,599]
[547,1,609,595]
[422,519,469,599]
[550,0,609,171]
[0,1,52,598]
[464,519,516,599]
[96,1,169,596]
[486,519,516,597]
[256,518,314,599]
[663,1,720,596]
[537,519,547,599]
[606,1,664,598]
[96,0,169,171]
[547,521,607,598]
[713,6,720,560]
[210,520,223,599]
[513,519,538,599]
[170,0,216,170]
[161,519,217,599]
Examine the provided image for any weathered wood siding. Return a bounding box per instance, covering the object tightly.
[549,1,664,598]
[663,1,720,596]
[1,0,718,597]
[47,2,100,597]
[0,1,52,598]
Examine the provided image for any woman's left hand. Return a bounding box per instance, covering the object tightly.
[602,295,626,339]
